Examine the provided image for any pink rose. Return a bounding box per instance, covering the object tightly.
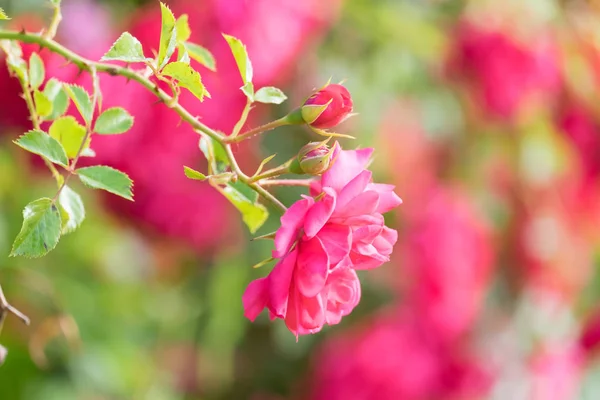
[243,144,401,337]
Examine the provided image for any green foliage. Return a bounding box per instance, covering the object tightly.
[13,130,68,167]
[183,166,206,181]
[184,42,216,71]
[101,32,149,63]
[0,8,9,20]
[1,41,27,83]
[162,61,209,101]
[199,136,268,233]
[94,107,134,135]
[58,186,85,234]
[223,34,253,84]
[241,82,254,101]
[76,166,133,201]
[33,89,53,118]
[158,2,177,70]
[254,86,287,104]
[64,85,93,123]
[175,15,191,43]
[28,52,45,90]
[10,198,61,258]
[49,116,88,159]
[43,79,70,120]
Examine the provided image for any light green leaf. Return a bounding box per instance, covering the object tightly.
[101,32,150,63]
[223,34,252,84]
[10,198,61,258]
[241,82,254,101]
[49,116,88,158]
[162,61,209,101]
[77,166,133,200]
[94,107,134,135]
[33,90,53,118]
[58,186,85,234]
[254,86,287,104]
[158,2,177,70]
[0,8,10,20]
[220,183,268,233]
[178,45,190,64]
[0,41,27,83]
[183,166,206,181]
[199,136,228,174]
[43,78,69,120]
[64,84,93,123]
[175,14,191,43]
[13,129,68,167]
[29,52,45,90]
[184,42,216,71]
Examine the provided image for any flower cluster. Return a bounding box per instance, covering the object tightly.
[243,143,401,337]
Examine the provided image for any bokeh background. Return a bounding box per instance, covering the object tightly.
[1,0,600,398]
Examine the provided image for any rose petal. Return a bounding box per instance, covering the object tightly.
[273,197,313,258]
[334,190,379,218]
[242,277,269,321]
[322,148,374,192]
[296,236,329,297]
[317,223,352,266]
[268,248,298,317]
[335,170,372,211]
[368,183,403,214]
[304,187,336,238]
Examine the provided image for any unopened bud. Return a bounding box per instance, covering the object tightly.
[301,84,353,129]
[297,142,335,175]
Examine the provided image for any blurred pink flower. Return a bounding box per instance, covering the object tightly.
[451,23,560,121]
[310,311,492,400]
[530,345,583,400]
[243,144,401,336]
[402,188,494,343]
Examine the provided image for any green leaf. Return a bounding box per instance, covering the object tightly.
[10,198,61,258]
[77,166,133,200]
[162,61,209,101]
[157,2,177,70]
[178,45,190,64]
[223,34,253,84]
[49,116,88,159]
[101,32,150,63]
[184,42,216,71]
[43,78,69,120]
[94,107,134,135]
[175,14,191,43]
[241,82,254,101]
[183,166,206,181]
[13,129,68,167]
[64,84,93,123]
[0,8,10,20]
[58,186,85,234]
[29,52,45,90]
[33,90,53,118]
[0,41,27,83]
[254,86,287,104]
[199,136,228,174]
[220,183,268,233]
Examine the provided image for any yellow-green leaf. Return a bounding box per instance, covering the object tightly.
[49,116,88,158]
[223,34,252,84]
[176,14,191,43]
[183,166,206,180]
[34,90,53,118]
[0,8,10,20]
[162,61,209,101]
[29,52,45,90]
[94,107,134,135]
[64,84,93,123]
[101,32,150,63]
[43,78,69,120]
[184,42,216,71]
[158,2,177,70]
[76,165,133,200]
[58,185,85,234]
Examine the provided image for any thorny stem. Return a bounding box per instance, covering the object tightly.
[223,116,291,144]
[44,3,62,41]
[0,30,290,211]
[17,76,63,183]
[249,162,292,183]
[53,66,100,201]
[260,178,314,187]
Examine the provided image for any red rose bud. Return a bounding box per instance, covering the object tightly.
[301,84,353,129]
[295,141,338,175]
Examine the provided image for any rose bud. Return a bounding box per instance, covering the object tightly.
[292,141,339,175]
[301,84,353,129]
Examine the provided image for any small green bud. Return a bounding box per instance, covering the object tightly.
[297,142,335,175]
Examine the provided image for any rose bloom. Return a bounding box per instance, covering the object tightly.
[243,143,401,337]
